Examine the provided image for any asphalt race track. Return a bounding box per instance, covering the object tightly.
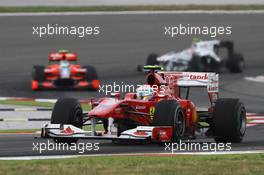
[0,12,263,157]
[1,0,264,6]
[0,124,263,157]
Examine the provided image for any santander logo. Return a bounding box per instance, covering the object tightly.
[189,74,208,80]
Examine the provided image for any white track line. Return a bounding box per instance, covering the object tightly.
[0,10,264,17]
[245,76,264,83]
[1,150,264,160]
[35,99,57,103]
[0,155,78,160]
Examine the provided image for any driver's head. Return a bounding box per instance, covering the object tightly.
[58,49,69,53]
[192,37,201,43]
[58,49,69,61]
[136,85,154,100]
[62,55,67,61]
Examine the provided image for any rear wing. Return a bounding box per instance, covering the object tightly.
[48,53,78,61]
[158,72,219,106]
[159,72,219,93]
[158,72,219,92]
[144,66,218,93]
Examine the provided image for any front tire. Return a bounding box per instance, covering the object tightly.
[51,98,83,143]
[153,100,185,142]
[226,53,245,73]
[212,98,246,143]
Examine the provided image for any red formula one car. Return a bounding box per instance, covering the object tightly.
[41,66,246,143]
[31,50,99,90]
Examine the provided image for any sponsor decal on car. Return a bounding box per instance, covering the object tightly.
[136,106,146,110]
[149,106,155,120]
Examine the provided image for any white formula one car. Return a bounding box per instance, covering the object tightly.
[138,40,245,73]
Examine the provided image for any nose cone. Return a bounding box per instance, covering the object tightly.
[88,98,122,117]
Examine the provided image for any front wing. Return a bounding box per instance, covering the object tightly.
[32,79,99,90]
[41,124,173,142]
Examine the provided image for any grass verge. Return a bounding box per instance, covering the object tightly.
[0,100,54,108]
[0,154,263,175]
[0,129,39,133]
[0,100,91,111]
[0,5,264,13]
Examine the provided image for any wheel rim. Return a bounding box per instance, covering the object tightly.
[174,109,185,137]
[239,107,246,135]
[73,107,83,128]
[238,60,245,70]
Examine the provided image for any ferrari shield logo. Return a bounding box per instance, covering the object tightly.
[149,106,155,120]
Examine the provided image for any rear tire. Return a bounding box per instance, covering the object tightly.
[226,53,245,73]
[32,65,45,81]
[153,100,185,142]
[146,53,159,65]
[84,65,98,81]
[212,98,246,143]
[117,120,136,136]
[83,65,99,90]
[188,56,201,72]
[51,98,83,144]
[32,65,45,90]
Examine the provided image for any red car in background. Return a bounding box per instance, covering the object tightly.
[31,49,99,90]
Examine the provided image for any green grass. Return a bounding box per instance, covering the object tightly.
[0,129,39,133]
[83,124,104,131]
[0,100,54,108]
[0,100,91,111]
[0,5,264,13]
[0,154,263,175]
